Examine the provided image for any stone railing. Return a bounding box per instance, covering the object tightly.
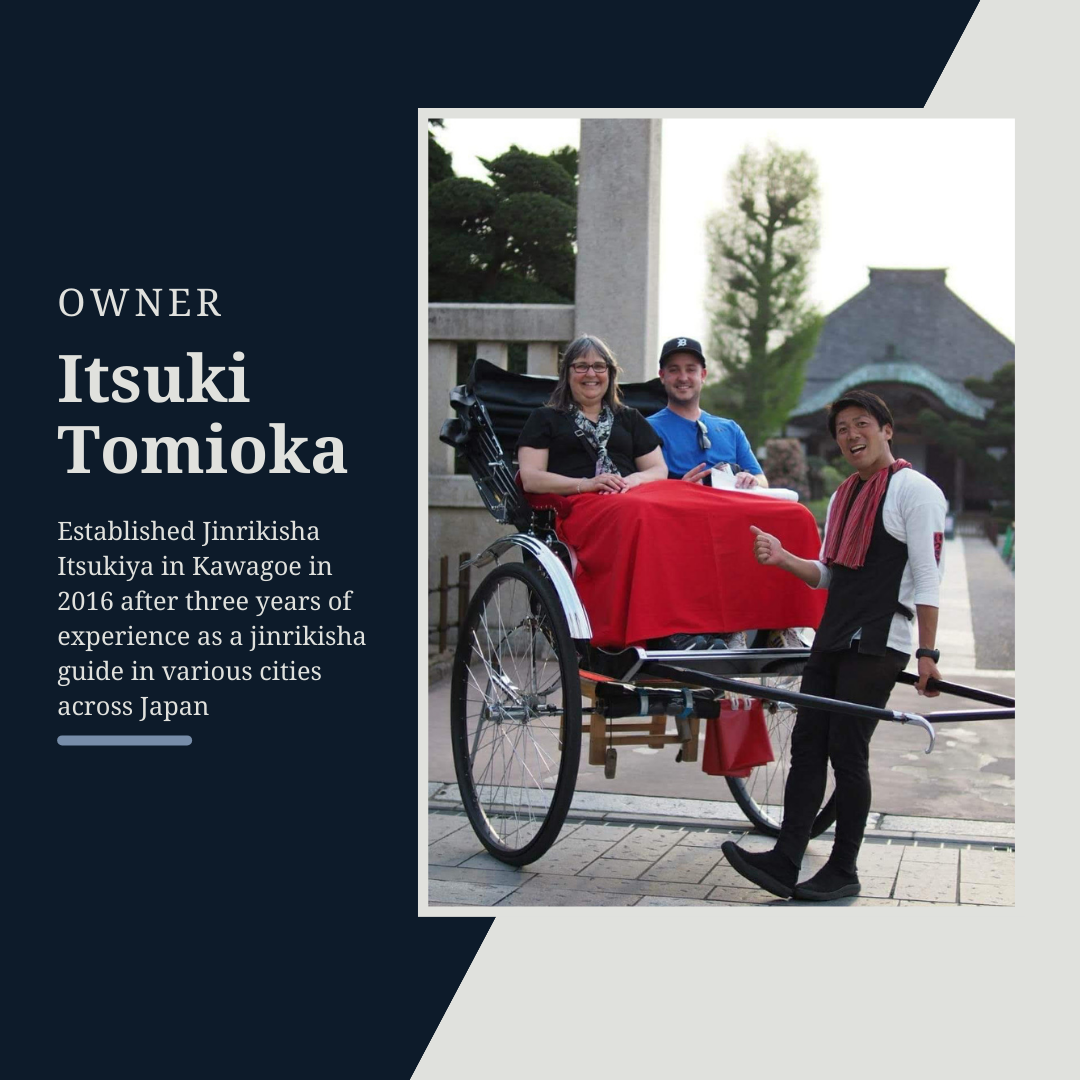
[427,303,574,482]
[428,304,574,639]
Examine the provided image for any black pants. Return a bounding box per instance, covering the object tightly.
[776,644,909,872]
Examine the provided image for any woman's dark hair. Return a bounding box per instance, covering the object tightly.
[546,334,624,412]
[827,390,894,441]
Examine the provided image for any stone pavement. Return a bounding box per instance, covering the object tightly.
[428,801,1014,908]
[964,535,1015,671]
[900,535,1012,678]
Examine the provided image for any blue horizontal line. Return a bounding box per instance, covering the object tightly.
[57,735,192,746]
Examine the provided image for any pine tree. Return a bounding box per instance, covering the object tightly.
[916,362,1014,508]
[701,142,822,449]
[428,136,577,303]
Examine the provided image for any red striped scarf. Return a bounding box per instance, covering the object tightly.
[822,459,911,569]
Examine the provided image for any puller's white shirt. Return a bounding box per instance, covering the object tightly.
[811,468,947,655]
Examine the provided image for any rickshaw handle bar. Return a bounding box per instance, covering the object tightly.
[642,664,1012,727]
[909,709,1015,722]
[893,670,1014,707]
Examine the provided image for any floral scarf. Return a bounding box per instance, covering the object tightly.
[572,405,619,476]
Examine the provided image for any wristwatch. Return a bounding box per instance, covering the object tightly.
[915,648,940,663]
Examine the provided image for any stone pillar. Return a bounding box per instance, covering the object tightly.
[526,341,559,376]
[476,341,508,369]
[574,119,662,382]
[428,341,456,475]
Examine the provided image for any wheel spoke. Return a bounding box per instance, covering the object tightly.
[502,724,551,792]
[451,563,580,863]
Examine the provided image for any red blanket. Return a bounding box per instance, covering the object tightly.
[553,482,826,647]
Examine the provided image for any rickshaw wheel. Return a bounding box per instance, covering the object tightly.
[451,561,582,867]
[725,683,837,838]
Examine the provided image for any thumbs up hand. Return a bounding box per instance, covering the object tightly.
[750,525,784,566]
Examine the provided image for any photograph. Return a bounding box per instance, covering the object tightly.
[424,114,1015,911]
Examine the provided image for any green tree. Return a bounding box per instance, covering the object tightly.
[916,361,1014,508]
[701,142,823,449]
[547,145,578,182]
[429,143,577,303]
[428,119,453,187]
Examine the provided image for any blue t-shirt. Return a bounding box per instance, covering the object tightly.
[646,408,763,479]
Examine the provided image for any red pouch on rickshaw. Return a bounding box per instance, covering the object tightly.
[702,698,774,777]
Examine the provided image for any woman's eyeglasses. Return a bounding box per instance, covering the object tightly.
[696,420,711,450]
[569,362,610,374]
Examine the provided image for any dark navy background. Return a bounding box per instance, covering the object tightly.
[9,75,489,1080]
[9,5,978,1073]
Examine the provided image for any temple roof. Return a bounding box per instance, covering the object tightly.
[791,268,1014,419]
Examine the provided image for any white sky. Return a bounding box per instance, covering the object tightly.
[432,117,1015,343]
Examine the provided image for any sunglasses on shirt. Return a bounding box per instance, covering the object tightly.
[694,420,741,478]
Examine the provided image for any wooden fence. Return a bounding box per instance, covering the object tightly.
[428,553,471,653]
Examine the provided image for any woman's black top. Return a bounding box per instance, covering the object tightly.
[516,406,661,479]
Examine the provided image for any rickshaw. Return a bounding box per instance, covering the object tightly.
[439,359,1015,867]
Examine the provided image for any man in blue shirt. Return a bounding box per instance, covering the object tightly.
[647,337,768,489]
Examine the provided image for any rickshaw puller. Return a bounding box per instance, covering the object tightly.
[722,390,946,902]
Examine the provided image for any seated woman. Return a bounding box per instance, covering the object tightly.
[517,335,826,649]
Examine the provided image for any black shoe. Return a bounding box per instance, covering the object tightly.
[667,633,709,651]
[643,630,712,648]
[793,863,861,901]
[720,841,797,899]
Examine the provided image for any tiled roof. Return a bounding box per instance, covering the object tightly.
[792,268,1014,417]
[795,362,990,419]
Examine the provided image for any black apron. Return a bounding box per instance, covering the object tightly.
[814,472,913,656]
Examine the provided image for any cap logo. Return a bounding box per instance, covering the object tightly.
[677,338,687,347]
